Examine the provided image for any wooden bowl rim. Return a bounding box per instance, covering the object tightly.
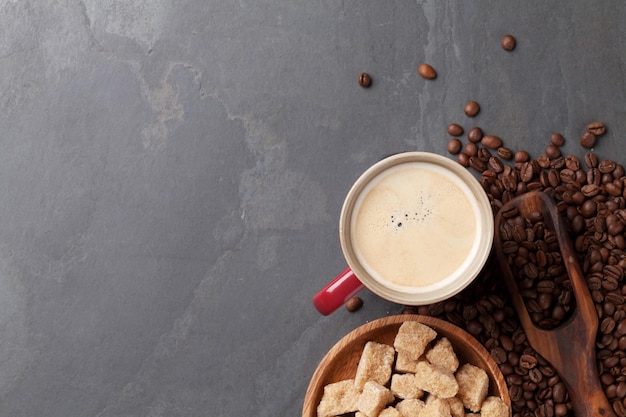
[302,314,511,417]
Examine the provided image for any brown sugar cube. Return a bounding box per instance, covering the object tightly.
[446,397,465,417]
[456,363,489,412]
[395,351,427,373]
[316,379,360,417]
[394,322,437,361]
[354,341,396,390]
[481,396,510,417]
[426,337,459,373]
[390,373,424,400]
[414,361,459,398]
[396,398,426,417]
[379,406,403,417]
[357,381,394,417]
[420,396,452,417]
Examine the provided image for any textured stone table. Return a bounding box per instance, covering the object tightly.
[0,1,624,415]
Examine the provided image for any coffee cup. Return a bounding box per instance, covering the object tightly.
[313,152,494,315]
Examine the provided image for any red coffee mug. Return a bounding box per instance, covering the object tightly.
[313,152,493,315]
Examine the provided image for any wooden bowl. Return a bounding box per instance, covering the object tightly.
[302,315,511,417]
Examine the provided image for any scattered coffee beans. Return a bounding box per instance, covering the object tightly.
[418,63,437,80]
[345,296,363,312]
[358,72,372,88]
[430,115,623,417]
[501,34,516,51]
[464,100,480,117]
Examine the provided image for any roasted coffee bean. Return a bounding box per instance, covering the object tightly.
[358,72,372,88]
[469,156,487,172]
[418,63,437,79]
[514,150,531,163]
[582,184,601,197]
[585,152,599,168]
[581,199,598,218]
[457,152,470,167]
[534,154,550,169]
[501,34,516,51]
[488,156,504,173]
[345,296,363,312]
[467,126,483,143]
[465,142,479,157]
[464,100,480,117]
[549,132,566,147]
[580,130,597,148]
[588,168,602,186]
[588,121,607,136]
[447,138,462,154]
[600,160,617,174]
[497,147,513,160]
[563,156,579,172]
[447,123,464,137]
[482,135,503,149]
[478,147,492,162]
[559,169,576,183]
[520,354,538,369]
[519,162,535,182]
[545,144,561,159]
[550,156,565,169]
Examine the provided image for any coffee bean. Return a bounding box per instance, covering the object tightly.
[482,135,503,149]
[457,152,470,167]
[549,132,565,147]
[447,123,464,137]
[581,130,597,148]
[537,155,551,169]
[464,142,478,157]
[418,63,437,79]
[545,144,561,159]
[488,157,504,173]
[501,34,516,51]
[588,121,607,136]
[497,147,513,160]
[464,100,480,117]
[514,150,531,163]
[358,72,372,88]
[600,160,617,174]
[345,296,363,312]
[447,138,462,154]
[520,354,538,369]
[585,152,599,168]
[467,126,483,143]
[469,156,487,172]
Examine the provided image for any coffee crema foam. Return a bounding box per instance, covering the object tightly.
[351,162,479,289]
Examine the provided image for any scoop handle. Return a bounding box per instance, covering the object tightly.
[312,267,364,315]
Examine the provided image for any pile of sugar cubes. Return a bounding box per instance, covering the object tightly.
[317,322,510,417]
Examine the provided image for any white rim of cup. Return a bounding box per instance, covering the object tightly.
[339,152,494,305]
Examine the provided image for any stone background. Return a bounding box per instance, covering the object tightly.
[0,1,624,415]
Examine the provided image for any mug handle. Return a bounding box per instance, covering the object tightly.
[312,266,365,315]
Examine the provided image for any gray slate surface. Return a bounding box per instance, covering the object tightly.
[0,1,624,415]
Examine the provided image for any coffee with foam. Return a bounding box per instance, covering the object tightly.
[351,161,480,289]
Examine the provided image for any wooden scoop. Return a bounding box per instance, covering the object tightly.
[494,191,615,417]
